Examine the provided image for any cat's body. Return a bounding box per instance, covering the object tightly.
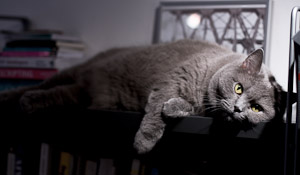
[0,39,283,154]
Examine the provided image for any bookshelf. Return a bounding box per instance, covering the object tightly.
[1,108,288,175]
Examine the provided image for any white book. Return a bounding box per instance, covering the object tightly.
[51,34,82,43]
[56,50,84,59]
[39,143,50,175]
[56,41,85,50]
[7,152,15,175]
[0,56,56,69]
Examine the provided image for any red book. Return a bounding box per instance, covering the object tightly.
[0,51,52,57]
[0,68,57,80]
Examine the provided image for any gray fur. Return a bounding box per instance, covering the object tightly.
[0,39,282,154]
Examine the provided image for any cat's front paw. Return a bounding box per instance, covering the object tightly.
[19,90,45,114]
[162,97,193,117]
[133,130,157,154]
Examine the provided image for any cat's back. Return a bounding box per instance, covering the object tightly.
[71,39,236,90]
[85,39,232,75]
[68,39,235,110]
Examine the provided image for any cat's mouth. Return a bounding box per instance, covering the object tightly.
[224,110,247,121]
[218,109,254,129]
[219,100,249,123]
[208,99,251,124]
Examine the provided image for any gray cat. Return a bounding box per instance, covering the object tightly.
[0,39,283,154]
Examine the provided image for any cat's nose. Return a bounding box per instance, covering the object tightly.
[234,106,242,113]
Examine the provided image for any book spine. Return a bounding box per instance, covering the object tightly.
[56,52,83,59]
[14,145,23,175]
[0,57,56,69]
[0,51,52,57]
[0,79,42,91]
[0,68,57,80]
[6,150,15,175]
[3,47,54,52]
[97,159,115,175]
[130,159,140,175]
[84,160,97,175]
[59,152,73,175]
[51,34,81,42]
[7,34,81,42]
[39,143,50,175]
[56,42,85,50]
[6,40,57,48]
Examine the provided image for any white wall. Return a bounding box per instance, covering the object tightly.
[0,0,299,90]
[0,0,159,56]
[268,0,299,91]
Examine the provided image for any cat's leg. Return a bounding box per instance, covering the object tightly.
[134,96,195,153]
[134,103,166,154]
[133,88,174,154]
[19,84,85,114]
[162,97,194,117]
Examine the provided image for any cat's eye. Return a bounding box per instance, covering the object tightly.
[234,83,243,95]
[251,104,263,112]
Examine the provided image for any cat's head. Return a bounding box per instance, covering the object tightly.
[208,49,283,124]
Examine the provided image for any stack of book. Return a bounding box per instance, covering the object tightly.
[0,30,85,90]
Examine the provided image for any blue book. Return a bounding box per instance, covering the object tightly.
[3,47,54,52]
[0,79,42,91]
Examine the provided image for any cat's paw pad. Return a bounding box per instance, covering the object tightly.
[162,98,192,117]
[133,130,156,154]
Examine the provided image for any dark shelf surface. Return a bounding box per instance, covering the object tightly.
[2,109,276,140]
[170,115,268,139]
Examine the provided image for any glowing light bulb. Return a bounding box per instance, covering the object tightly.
[186,13,201,29]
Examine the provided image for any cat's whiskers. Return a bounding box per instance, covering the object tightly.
[201,103,223,113]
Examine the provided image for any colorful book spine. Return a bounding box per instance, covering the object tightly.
[0,79,42,91]
[130,159,140,175]
[0,57,56,69]
[6,40,85,50]
[59,152,73,175]
[0,68,57,80]
[6,33,81,42]
[0,51,52,57]
[3,47,54,52]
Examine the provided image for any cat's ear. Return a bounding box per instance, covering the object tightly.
[241,48,264,75]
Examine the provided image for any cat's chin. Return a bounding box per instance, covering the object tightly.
[218,110,249,123]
